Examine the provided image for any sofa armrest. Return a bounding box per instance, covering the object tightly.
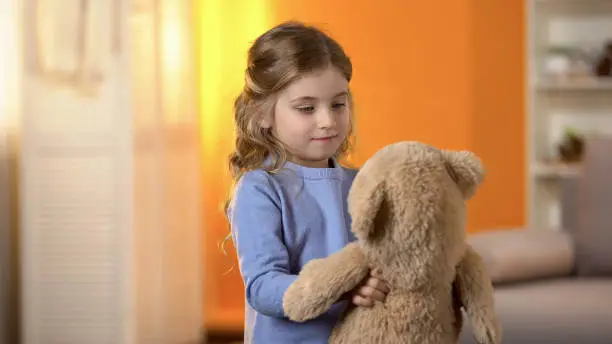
[467,229,575,285]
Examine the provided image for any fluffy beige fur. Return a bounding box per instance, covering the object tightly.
[282,141,501,344]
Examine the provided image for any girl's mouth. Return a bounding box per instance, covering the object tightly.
[312,135,337,141]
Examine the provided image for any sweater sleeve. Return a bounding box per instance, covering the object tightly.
[229,172,298,318]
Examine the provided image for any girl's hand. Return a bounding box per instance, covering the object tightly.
[349,269,390,307]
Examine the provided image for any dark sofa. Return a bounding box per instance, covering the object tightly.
[459,136,612,344]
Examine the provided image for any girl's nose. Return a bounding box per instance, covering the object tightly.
[317,108,335,129]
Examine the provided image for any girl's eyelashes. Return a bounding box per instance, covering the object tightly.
[296,105,315,113]
[295,102,346,113]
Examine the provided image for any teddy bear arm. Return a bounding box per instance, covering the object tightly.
[455,245,502,344]
[282,242,369,322]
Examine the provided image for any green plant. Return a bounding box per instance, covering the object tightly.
[546,45,576,56]
[564,127,582,139]
[558,127,585,163]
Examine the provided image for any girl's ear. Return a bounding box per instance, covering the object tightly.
[259,107,274,129]
[259,117,271,129]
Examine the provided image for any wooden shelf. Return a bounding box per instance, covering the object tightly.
[534,77,612,92]
[530,162,582,178]
[526,0,612,229]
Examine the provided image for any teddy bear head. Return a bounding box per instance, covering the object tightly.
[347,141,485,287]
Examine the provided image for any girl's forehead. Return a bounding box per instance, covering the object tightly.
[282,67,349,101]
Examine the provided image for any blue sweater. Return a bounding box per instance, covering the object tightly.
[229,159,358,344]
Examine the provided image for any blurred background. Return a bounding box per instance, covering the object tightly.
[1,0,612,343]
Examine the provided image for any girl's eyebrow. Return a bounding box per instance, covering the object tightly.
[290,91,348,103]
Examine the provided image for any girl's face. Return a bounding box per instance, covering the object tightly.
[264,66,350,168]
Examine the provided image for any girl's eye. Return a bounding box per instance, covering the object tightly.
[332,102,346,109]
[296,105,315,113]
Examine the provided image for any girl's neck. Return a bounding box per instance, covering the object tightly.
[288,157,335,169]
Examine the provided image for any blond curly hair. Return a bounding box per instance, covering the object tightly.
[221,21,356,255]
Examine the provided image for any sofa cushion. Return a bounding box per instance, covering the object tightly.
[574,135,612,277]
[467,229,574,285]
[459,278,612,344]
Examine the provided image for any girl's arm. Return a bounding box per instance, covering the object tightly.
[229,171,297,319]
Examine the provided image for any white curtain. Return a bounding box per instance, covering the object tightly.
[18,0,203,343]
[131,0,203,342]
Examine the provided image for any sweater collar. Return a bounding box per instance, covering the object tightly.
[265,156,346,180]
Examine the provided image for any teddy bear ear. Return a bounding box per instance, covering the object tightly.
[348,177,386,241]
[442,150,486,200]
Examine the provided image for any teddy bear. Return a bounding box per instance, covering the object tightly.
[282,141,501,344]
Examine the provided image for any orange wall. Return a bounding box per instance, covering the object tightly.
[273,0,475,160]
[470,1,526,230]
[271,0,525,231]
[198,0,525,332]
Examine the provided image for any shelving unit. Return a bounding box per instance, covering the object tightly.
[526,0,612,230]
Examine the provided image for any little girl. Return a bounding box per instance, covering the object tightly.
[226,21,390,344]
